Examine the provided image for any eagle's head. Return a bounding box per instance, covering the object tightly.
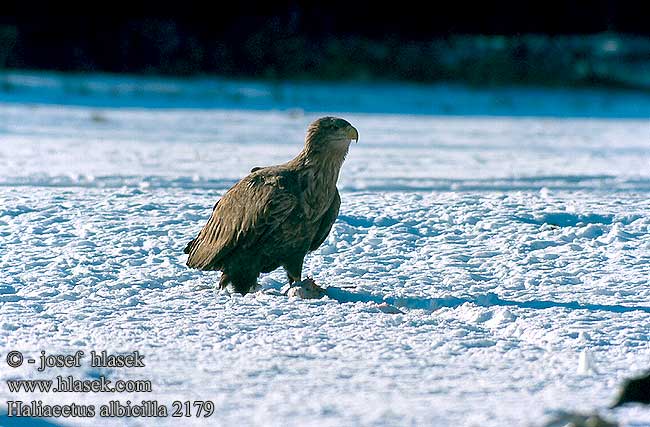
[304,116,359,157]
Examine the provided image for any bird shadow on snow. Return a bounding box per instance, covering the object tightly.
[325,287,650,314]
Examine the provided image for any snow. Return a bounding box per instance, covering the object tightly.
[1,72,650,426]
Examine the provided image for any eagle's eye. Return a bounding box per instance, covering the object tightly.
[317,117,343,129]
[327,118,346,129]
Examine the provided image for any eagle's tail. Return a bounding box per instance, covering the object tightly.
[184,238,196,255]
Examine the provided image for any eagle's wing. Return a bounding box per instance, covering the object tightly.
[309,190,340,251]
[185,172,298,270]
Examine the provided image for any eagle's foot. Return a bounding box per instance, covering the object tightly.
[282,276,326,299]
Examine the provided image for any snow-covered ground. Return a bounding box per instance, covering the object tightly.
[1,72,650,426]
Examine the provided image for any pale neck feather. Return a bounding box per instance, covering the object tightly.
[288,136,349,218]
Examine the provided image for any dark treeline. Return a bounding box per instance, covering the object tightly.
[0,1,648,86]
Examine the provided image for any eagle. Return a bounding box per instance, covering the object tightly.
[184,116,358,294]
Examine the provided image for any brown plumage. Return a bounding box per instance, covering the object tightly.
[185,116,358,294]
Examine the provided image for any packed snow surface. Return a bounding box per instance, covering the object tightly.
[1,73,650,426]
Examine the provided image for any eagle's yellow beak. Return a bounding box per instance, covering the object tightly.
[347,126,359,142]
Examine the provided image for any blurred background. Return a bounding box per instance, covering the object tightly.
[1,1,649,90]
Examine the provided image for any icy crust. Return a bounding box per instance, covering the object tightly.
[2,101,650,426]
[1,187,650,426]
[1,105,650,193]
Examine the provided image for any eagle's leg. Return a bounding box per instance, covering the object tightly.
[220,270,258,295]
[283,257,304,285]
[218,273,230,290]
